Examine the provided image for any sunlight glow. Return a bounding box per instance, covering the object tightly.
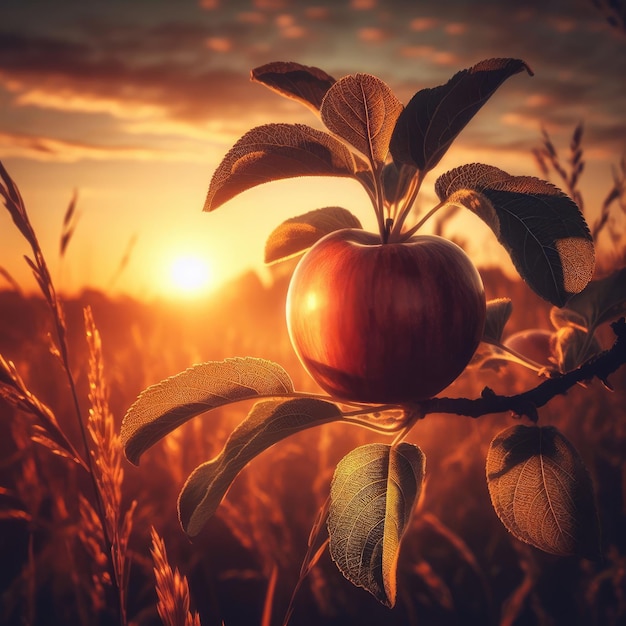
[168,255,214,296]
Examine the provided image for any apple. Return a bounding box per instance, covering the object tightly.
[503,329,554,368]
[286,229,486,404]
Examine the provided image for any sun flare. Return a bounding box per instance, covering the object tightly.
[167,254,214,296]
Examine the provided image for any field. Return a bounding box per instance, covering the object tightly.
[1,258,625,626]
[1,1,625,623]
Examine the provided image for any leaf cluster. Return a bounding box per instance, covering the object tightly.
[121,60,626,610]
[121,317,626,606]
[474,266,626,375]
[206,60,595,308]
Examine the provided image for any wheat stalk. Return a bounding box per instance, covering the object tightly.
[0,266,23,294]
[84,306,136,624]
[150,526,201,626]
[592,154,626,243]
[0,160,125,622]
[78,493,109,612]
[0,354,86,468]
[59,189,80,258]
[534,123,585,212]
[533,125,626,253]
[108,233,138,290]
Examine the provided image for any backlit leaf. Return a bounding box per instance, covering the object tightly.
[390,58,532,172]
[550,267,626,333]
[204,124,358,211]
[469,298,513,370]
[549,306,588,332]
[381,161,418,205]
[553,326,602,373]
[178,398,343,536]
[468,342,508,371]
[482,298,513,344]
[264,206,362,263]
[486,425,600,558]
[121,358,294,465]
[328,442,425,607]
[251,61,336,113]
[320,73,403,165]
[435,163,595,307]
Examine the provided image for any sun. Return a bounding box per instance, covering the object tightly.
[168,254,214,297]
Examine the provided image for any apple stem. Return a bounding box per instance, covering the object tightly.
[401,200,447,240]
[389,170,426,240]
[383,218,393,243]
[372,162,387,242]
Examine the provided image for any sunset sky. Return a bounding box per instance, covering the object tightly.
[1,0,625,300]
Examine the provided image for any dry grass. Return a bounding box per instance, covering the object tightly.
[84,305,136,623]
[0,160,132,624]
[532,123,585,215]
[533,123,626,275]
[1,141,625,625]
[0,352,85,467]
[150,526,202,626]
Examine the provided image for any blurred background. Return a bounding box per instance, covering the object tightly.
[1,0,625,625]
[1,0,625,298]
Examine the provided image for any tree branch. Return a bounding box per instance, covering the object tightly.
[419,317,626,422]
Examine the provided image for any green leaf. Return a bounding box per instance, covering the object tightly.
[320,73,404,165]
[121,358,294,465]
[390,58,532,172]
[178,398,343,536]
[550,267,626,333]
[486,425,601,558]
[251,61,336,113]
[264,206,362,264]
[482,298,513,344]
[328,442,426,607]
[435,163,595,307]
[203,123,359,212]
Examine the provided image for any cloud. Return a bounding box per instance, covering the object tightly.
[0,126,245,165]
[409,17,439,31]
[0,0,624,169]
[358,27,389,43]
[397,45,460,66]
[236,11,268,24]
[444,22,467,35]
[205,37,233,52]
[0,29,308,132]
[351,0,377,9]
[0,130,165,162]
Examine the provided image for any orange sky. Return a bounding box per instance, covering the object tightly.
[1,0,625,300]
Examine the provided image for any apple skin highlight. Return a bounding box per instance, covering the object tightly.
[287,229,486,404]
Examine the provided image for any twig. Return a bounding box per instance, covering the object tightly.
[418,317,626,422]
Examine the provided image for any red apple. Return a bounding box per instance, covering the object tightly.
[286,229,486,404]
